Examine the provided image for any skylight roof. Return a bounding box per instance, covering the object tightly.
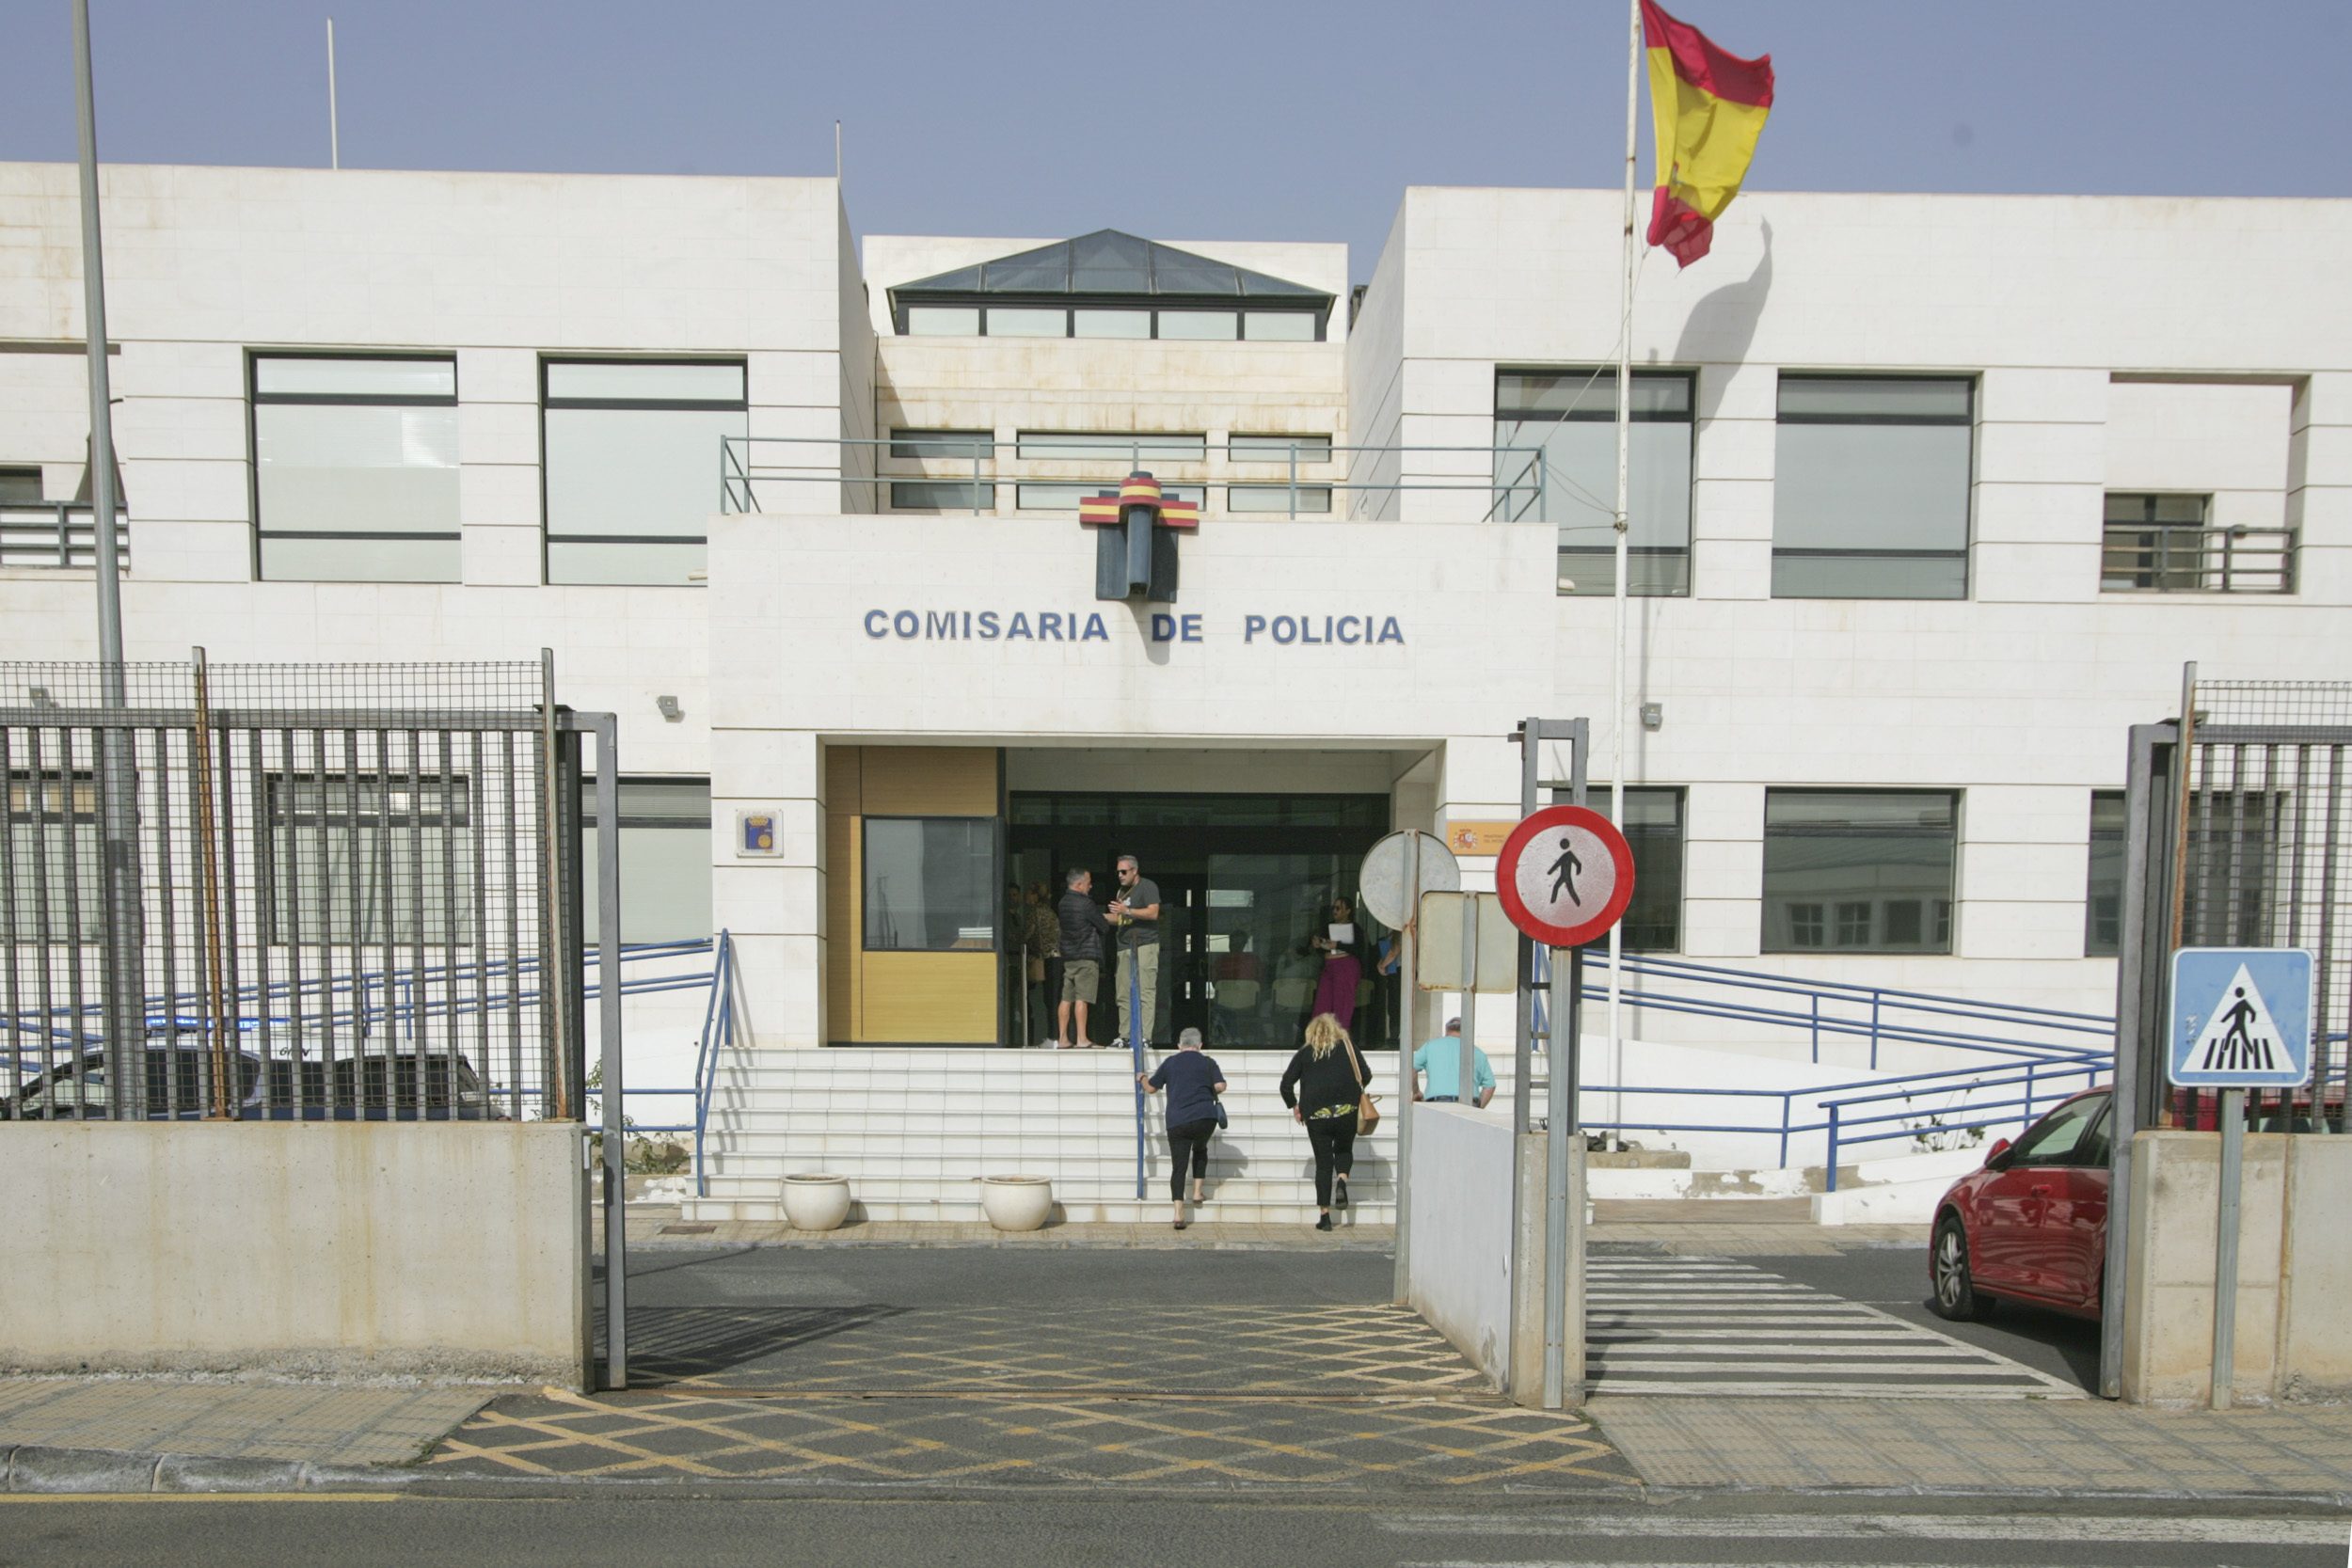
[894,230,1327,300]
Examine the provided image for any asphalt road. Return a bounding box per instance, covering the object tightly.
[1744,1246,2103,1392]
[1,1497,2343,1568]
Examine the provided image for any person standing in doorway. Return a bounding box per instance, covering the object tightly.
[1024,882,1061,1048]
[1108,854,1163,1050]
[1279,1012,1374,1231]
[1139,1027,1227,1229]
[1308,894,1364,1032]
[1057,867,1112,1049]
[1412,1017,1495,1107]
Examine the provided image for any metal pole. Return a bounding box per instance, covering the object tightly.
[593,714,627,1389]
[1605,0,1640,1147]
[1392,832,1420,1305]
[326,19,340,169]
[1457,894,1478,1110]
[2101,722,2170,1399]
[539,649,573,1119]
[2210,1085,2245,1410]
[1129,942,1145,1200]
[75,0,144,1117]
[1515,720,1539,1136]
[1544,945,1581,1407]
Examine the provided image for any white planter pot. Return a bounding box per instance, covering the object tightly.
[979,1175,1055,1232]
[781,1173,852,1231]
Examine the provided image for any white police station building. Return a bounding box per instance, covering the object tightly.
[4,162,2347,1216]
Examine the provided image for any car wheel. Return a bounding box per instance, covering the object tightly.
[1930,1212,1995,1322]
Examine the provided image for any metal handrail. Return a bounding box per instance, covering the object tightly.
[1816,1059,2110,1188]
[0,501,129,570]
[718,434,1551,522]
[2099,523,2296,594]
[691,929,736,1197]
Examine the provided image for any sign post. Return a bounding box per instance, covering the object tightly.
[2165,946,2315,1412]
[1359,830,1459,1304]
[1495,804,1636,1410]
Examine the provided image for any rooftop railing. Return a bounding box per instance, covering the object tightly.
[2100,523,2296,594]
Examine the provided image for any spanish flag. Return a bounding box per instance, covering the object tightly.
[1642,0,1773,267]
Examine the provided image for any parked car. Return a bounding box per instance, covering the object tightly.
[1929,1085,2113,1323]
[5,1043,497,1120]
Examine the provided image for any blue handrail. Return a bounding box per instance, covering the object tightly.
[691,930,736,1198]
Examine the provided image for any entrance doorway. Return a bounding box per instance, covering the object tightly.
[1007,791,1398,1049]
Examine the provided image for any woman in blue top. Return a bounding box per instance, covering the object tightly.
[1139,1028,1228,1229]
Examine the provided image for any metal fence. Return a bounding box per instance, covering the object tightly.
[2,657,578,1122]
[0,502,127,571]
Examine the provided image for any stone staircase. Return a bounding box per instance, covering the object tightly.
[681,1047,1407,1227]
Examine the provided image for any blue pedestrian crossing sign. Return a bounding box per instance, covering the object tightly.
[2168,947,2316,1089]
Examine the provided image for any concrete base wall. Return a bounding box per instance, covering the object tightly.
[1404,1103,1582,1406]
[2121,1130,2352,1407]
[0,1122,586,1387]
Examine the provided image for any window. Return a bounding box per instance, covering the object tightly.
[863,817,996,951]
[581,778,710,944]
[891,482,996,511]
[1227,486,1332,515]
[1497,370,1692,597]
[1017,433,1207,463]
[2182,791,2281,948]
[1554,785,1685,950]
[986,308,1067,338]
[2102,493,2289,594]
[1073,309,1152,340]
[2007,1092,2109,1167]
[890,430,993,461]
[1243,312,1317,341]
[2086,791,2125,957]
[1228,435,1333,463]
[4,772,103,942]
[251,355,459,583]
[1762,790,1958,954]
[542,359,747,586]
[0,467,41,502]
[904,307,980,336]
[1016,483,1202,512]
[262,773,472,944]
[1772,375,1973,600]
[1155,311,1238,341]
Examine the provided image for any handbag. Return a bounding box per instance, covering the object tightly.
[1348,1041,1381,1131]
[1212,1095,1229,1131]
[1026,956,1046,983]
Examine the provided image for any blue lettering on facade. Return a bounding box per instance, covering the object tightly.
[1041,612,1064,641]
[1300,616,1323,644]
[1081,612,1109,641]
[893,610,919,639]
[1337,615,1359,643]
[1377,616,1405,644]
[1244,615,1266,642]
[978,611,1001,639]
[1272,615,1297,644]
[859,610,1407,646]
[1180,615,1202,642]
[1009,612,1033,639]
[865,610,889,638]
[1151,613,1175,642]
[927,610,957,640]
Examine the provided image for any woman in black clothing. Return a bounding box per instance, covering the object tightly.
[1139,1027,1227,1229]
[1279,1011,1371,1231]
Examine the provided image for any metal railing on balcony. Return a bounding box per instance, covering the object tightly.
[2100,523,2295,594]
[718,435,1549,521]
[0,503,129,571]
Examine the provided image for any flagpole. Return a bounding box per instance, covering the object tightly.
[1607,0,1638,1130]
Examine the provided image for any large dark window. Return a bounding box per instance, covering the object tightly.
[263,773,472,945]
[1497,369,1692,597]
[252,354,458,582]
[581,778,711,944]
[864,817,997,952]
[543,359,746,586]
[3,771,103,942]
[1763,790,1957,954]
[1772,375,1973,599]
[1555,785,1684,950]
[2086,791,2125,957]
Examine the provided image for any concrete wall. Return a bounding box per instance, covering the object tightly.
[1406,1103,1518,1393]
[2121,1130,2352,1407]
[0,1122,585,1386]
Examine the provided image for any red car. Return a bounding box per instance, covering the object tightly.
[1929,1085,2113,1322]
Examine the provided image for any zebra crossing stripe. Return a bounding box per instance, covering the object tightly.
[1583,1255,2085,1400]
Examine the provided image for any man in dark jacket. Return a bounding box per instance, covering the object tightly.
[1057,867,1114,1048]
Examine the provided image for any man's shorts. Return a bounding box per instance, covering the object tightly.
[1061,958,1100,1004]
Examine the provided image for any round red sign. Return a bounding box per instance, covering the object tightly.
[1494,805,1636,948]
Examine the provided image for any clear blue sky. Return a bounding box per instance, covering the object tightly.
[7,0,2345,283]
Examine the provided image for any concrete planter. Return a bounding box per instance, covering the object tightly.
[979,1175,1054,1231]
[781,1173,853,1231]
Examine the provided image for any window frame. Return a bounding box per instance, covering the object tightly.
[860,814,1001,954]
[2086,789,2126,957]
[246,349,461,584]
[258,769,475,947]
[538,356,748,586]
[1495,366,1695,599]
[1760,786,1962,957]
[1552,784,1686,952]
[579,775,713,945]
[890,296,1328,342]
[1770,372,1976,602]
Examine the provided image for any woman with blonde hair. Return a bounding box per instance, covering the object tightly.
[1278,1012,1374,1231]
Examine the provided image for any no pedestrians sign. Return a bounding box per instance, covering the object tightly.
[1494,804,1636,949]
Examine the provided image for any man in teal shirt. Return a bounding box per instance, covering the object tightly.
[1411,1018,1495,1107]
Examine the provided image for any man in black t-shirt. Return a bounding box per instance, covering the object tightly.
[1108,854,1162,1048]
